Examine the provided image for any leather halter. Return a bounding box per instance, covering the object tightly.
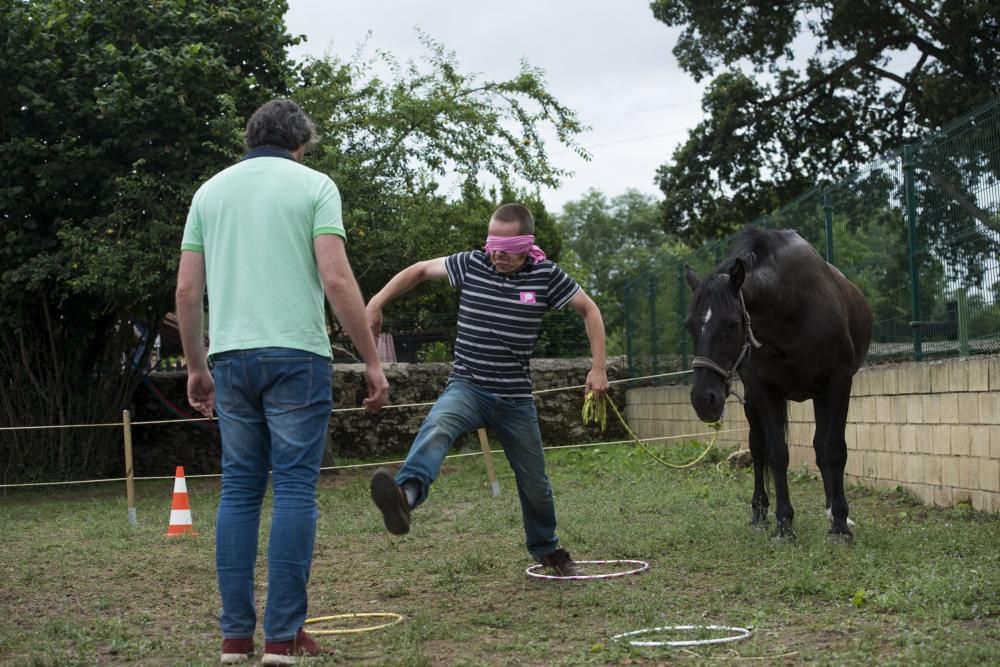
[690,290,762,404]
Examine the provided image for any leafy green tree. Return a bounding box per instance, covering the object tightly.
[0,0,298,481]
[651,0,1000,246]
[557,189,682,345]
[1,8,590,481]
[295,39,582,351]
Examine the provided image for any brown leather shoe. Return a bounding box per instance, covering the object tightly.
[220,637,254,663]
[261,628,322,665]
[539,547,581,576]
[370,468,411,535]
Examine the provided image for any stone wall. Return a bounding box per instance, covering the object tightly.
[130,358,626,476]
[625,354,1000,513]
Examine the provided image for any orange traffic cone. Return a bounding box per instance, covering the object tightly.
[166,466,197,537]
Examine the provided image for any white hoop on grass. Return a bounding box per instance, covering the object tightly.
[525,559,650,580]
[611,624,752,647]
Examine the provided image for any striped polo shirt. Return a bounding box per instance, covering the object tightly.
[445,250,581,398]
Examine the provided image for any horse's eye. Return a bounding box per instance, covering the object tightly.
[726,320,739,332]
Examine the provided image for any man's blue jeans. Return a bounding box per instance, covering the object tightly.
[396,379,560,558]
[211,348,332,643]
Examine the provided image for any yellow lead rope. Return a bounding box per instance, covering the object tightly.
[583,392,722,469]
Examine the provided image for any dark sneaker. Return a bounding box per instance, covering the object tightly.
[220,637,254,664]
[261,629,322,665]
[370,468,411,535]
[539,547,581,576]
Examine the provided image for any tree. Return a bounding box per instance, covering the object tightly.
[294,38,583,347]
[1,11,590,482]
[557,189,684,356]
[651,0,1000,246]
[0,0,299,481]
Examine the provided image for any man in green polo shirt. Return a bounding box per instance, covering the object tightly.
[176,98,389,664]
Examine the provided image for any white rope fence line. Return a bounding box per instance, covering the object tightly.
[0,425,745,489]
[325,371,694,413]
[0,370,694,430]
[0,420,134,431]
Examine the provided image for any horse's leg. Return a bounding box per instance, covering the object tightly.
[744,398,769,528]
[821,374,854,541]
[762,392,795,540]
[812,399,834,517]
[748,382,794,539]
[814,394,857,535]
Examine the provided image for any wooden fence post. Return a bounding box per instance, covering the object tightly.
[477,428,500,497]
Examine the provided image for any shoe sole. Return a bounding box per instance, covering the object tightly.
[370,471,409,535]
[261,648,321,665]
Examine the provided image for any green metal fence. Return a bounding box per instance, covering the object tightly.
[624,96,1000,377]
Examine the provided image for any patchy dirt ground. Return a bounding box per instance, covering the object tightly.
[2,455,999,665]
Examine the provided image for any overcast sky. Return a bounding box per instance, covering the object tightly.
[284,0,707,213]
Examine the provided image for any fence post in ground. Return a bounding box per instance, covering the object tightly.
[624,281,634,376]
[122,409,137,527]
[823,189,834,264]
[677,262,688,377]
[647,274,658,377]
[903,143,924,361]
[958,288,970,356]
[476,429,500,497]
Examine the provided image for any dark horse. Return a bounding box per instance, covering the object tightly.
[685,227,872,541]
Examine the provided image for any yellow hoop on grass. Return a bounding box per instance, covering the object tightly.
[304,612,403,635]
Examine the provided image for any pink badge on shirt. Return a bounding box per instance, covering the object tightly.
[519,291,537,304]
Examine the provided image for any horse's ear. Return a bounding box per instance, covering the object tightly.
[685,265,701,291]
[726,259,746,291]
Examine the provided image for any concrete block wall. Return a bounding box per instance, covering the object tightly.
[624,382,750,452]
[625,354,1000,513]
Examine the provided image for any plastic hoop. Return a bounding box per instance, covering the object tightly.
[611,624,752,647]
[525,559,650,580]
[304,612,403,635]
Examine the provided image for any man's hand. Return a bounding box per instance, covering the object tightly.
[187,369,215,417]
[585,366,609,399]
[363,363,390,411]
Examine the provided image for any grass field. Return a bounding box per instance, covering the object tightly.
[1,440,999,666]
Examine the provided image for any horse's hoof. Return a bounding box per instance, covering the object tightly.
[749,521,768,533]
[827,531,853,546]
[828,524,854,545]
[830,519,854,536]
[771,528,799,543]
[770,519,797,542]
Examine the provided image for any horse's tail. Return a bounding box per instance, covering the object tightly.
[757,400,788,498]
[781,399,789,442]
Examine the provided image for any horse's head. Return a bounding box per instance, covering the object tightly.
[684,258,756,423]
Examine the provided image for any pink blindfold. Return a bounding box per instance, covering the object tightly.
[484,235,546,263]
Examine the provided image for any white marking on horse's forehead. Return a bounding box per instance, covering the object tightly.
[699,307,712,335]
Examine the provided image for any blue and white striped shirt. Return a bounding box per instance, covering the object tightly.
[445,250,580,398]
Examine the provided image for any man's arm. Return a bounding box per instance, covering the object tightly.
[366,257,448,337]
[175,250,214,417]
[314,234,389,410]
[568,289,609,398]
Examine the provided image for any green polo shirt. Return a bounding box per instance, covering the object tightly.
[181,153,345,358]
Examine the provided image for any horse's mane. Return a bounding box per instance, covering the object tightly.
[723,226,802,272]
[698,227,805,308]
